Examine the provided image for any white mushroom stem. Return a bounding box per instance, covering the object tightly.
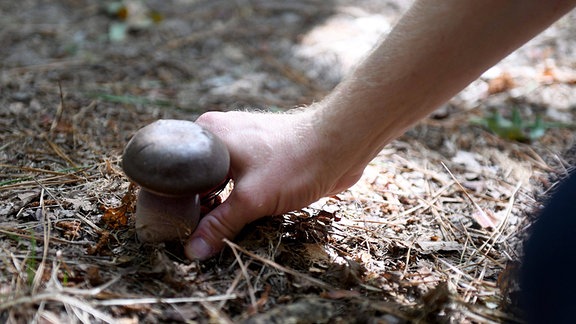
[135,190,200,243]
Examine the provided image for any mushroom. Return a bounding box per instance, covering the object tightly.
[121,119,230,243]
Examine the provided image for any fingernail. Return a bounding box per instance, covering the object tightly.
[186,237,213,260]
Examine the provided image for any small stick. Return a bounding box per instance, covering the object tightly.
[229,244,258,310]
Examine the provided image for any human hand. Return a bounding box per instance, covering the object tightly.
[185,108,365,260]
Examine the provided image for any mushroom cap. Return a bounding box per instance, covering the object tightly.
[122,119,230,196]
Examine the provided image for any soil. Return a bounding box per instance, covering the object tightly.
[1,1,576,323]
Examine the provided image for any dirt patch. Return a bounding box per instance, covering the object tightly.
[1,1,576,323]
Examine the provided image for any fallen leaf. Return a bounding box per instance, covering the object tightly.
[55,220,82,240]
[101,205,129,229]
[101,183,137,229]
[87,230,111,255]
[487,71,515,95]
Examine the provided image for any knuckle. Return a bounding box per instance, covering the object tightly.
[207,214,237,239]
[196,210,239,245]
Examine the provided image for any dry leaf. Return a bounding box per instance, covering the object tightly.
[101,205,129,229]
[487,71,515,95]
[101,183,137,229]
[87,230,111,255]
[55,220,82,240]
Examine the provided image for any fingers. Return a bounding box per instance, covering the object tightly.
[188,112,267,260]
[195,111,233,138]
[184,189,266,260]
[184,204,234,260]
[186,110,342,260]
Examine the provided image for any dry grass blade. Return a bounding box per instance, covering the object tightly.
[163,21,232,49]
[58,277,121,296]
[200,300,234,324]
[0,177,89,191]
[470,181,522,261]
[441,162,496,228]
[437,258,494,290]
[94,294,238,306]
[1,293,116,323]
[0,164,85,177]
[229,242,258,310]
[0,227,92,246]
[43,134,80,170]
[402,239,414,279]
[0,163,94,191]
[223,238,331,289]
[31,189,50,294]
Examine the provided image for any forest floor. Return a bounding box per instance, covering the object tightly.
[1,1,576,323]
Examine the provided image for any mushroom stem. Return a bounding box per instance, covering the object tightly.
[135,191,200,243]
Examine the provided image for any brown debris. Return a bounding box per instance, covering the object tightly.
[101,183,137,230]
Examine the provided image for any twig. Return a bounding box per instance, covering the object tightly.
[217,270,244,312]
[229,245,258,310]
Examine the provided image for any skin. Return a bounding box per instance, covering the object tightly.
[185,0,576,260]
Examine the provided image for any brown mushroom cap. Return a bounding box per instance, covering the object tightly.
[122,119,229,197]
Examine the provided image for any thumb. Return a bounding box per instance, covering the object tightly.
[184,191,262,260]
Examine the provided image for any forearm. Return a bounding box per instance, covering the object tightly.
[313,0,576,166]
